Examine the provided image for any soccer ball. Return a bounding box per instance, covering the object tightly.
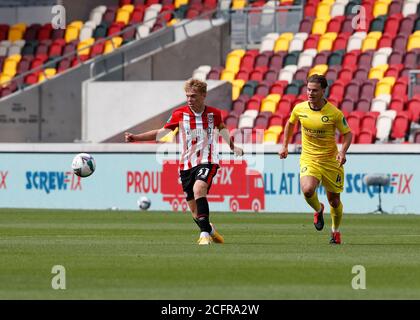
[71,153,96,177]
[137,196,151,210]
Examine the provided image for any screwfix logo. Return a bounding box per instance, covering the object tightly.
[25,171,82,194]
[0,171,8,189]
[345,173,413,198]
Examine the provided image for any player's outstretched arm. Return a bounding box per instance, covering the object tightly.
[125,128,172,143]
[279,121,295,159]
[337,131,352,166]
[218,123,244,156]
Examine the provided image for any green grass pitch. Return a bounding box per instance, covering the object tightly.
[1,209,420,299]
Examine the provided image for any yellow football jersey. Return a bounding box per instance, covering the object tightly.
[289,100,351,161]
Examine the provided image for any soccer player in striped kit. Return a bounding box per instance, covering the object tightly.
[125,79,244,245]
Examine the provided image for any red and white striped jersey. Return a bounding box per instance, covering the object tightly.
[164,105,223,170]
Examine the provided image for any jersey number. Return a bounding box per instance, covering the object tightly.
[198,168,210,178]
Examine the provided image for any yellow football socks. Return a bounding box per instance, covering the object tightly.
[304,192,322,213]
[330,202,343,231]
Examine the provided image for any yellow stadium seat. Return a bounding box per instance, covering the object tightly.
[312,17,330,35]
[116,9,131,24]
[8,28,24,42]
[68,20,84,30]
[121,4,134,13]
[159,127,178,142]
[221,69,235,82]
[232,79,245,100]
[260,100,278,113]
[368,31,382,40]
[362,32,382,51]
[167,18,179,26]
[2,55,21,77]
[8,23,26,41]
[103,37,123,54]
[279,32,294,41]
[374,77,396,96]
[264,130,280,144]
[65,25,80,43]
[374,82,392,97]
[225,54,242,73]
[362,37,378,51]
[2,61,18,77]
[309,64,328,76]
[266,125,283,134]
[232,0,247,10]
[175,0,188,8]
[368,64,388,80]
[373,0,389,18]
[317,36,334,52]
[0,74,13,86]
[227,49,246,59]
[380,76,396,86]
[38,68,57,82]
[323,32,338,41]
[77,38,95,56]
[407,35,420,51]
[11,22,26,32]
[261,94,281,113]
[316,2,332,18]
[6,54,22,63]
[274,38,290,52]
[273,33,293,52]
[266,93,281,103]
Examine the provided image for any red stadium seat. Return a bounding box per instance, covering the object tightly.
[407,100,420,122]
[389,98,406,112]
[357,129,376,144]
[276,100,293,117]
[390,111,411,140]
[340,98,355,113]
[303,34,320,50]
[254,115,269,129]
[383,14,403,38]
[246,95,263,111]
[268,51,287,72]
[269,114,285,127]
[332,32,351,51]
[327,16,345,33]
[361,112,379,135]
[355,99,372,112]
[236,70,250,81]
[225,115,239,130]
[347,112,362,136]
[269,80,287,95]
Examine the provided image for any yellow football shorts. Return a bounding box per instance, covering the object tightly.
[300,158,344,193]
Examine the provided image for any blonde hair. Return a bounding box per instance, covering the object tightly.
[184,78,207,95]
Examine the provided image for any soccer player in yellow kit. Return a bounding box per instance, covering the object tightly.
[279,74,352,244]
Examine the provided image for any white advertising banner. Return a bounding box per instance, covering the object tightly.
[0,151,418,214]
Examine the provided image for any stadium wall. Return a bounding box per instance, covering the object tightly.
[82,80,232,142]
[0,143,419,214]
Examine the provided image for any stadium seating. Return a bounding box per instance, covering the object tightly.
[3,0,420,144]
[188,0,420,144]
[1,0,220,98]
